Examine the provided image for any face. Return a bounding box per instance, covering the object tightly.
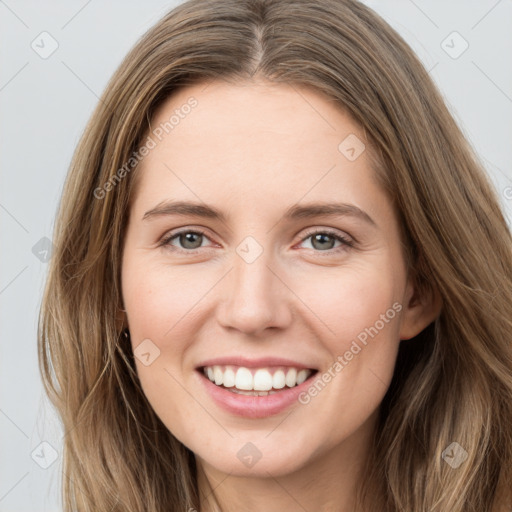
[121,79,430,480]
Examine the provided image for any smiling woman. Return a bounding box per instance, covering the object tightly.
[37,1,512,511]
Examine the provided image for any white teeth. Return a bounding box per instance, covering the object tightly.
[203,365,314,391]
[272,370,286,389]
[223,367,235,388]
[285,368,297,387]
[253,369,273,391]
[235,367,253,390]
[296,369,309,385]
[213,366,223,385]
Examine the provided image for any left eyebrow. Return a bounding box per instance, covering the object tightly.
[283,202,377,227]
[142,200,227,222]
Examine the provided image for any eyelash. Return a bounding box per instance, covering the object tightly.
[159,228,354,255]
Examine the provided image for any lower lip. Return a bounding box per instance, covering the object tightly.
[196,370,317,419]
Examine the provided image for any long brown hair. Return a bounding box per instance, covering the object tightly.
[38,0,512,510]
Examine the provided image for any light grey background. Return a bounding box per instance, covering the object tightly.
[1,1,511,510]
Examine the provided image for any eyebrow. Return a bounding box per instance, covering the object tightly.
[142,200,376,226]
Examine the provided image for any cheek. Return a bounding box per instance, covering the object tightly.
[121,261,201,436]
[296,259,404,351]
[294,264,404,427]
[121,258,218,416]
[293,261,404,416]
[122,258,209,346]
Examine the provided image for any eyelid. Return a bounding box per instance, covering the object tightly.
[159,227,214,252]
[297,227,354,246]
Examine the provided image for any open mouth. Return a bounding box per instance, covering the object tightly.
[199,365,318,396]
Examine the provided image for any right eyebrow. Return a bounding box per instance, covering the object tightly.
[142,200,228,222]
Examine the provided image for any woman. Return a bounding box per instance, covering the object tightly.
[38,0,512,510]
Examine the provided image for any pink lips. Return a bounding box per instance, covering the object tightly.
[195,356,318,419]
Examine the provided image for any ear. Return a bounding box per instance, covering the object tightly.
[399,274,442,340]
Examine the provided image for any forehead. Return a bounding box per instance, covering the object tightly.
[130,79,384,220]
[148,79,359,151]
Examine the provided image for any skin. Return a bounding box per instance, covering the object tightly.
[120,79,440,511]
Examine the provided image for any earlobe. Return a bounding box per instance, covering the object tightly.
[399,278,443,340]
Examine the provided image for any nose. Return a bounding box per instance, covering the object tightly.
[216,248,293,336]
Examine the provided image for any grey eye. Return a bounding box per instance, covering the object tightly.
[177,232,204,249]
[309,233,336,251]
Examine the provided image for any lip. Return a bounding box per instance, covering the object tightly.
[196,367,318,419]
[196,356,315,370]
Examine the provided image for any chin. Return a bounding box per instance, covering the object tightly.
[194,438,316,479]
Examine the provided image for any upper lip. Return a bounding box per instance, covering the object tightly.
[197,356,317,370]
